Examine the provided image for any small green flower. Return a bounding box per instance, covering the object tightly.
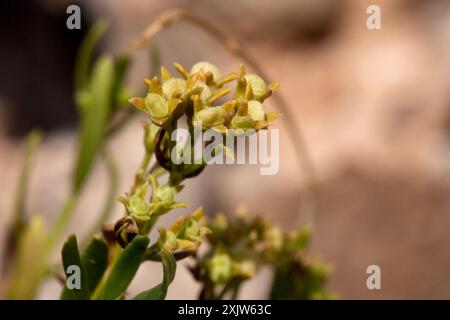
[265,226,284,252]
[145,93,168,118]
[208,252,232,283]
[164,230,179,251]
[244,74,267,100]
[190,61,221,82]
[231,115,255,129]
[247,100,265,121]
[233,260,257,279]
[162,78,186,99]
[153,184,176,203]
[194,107,226,128]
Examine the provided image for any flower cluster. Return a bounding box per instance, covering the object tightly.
[158,207,211,254]
[129,62,280,132]
[189,207,331,299]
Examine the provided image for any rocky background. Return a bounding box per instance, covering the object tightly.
[0,0,450,299]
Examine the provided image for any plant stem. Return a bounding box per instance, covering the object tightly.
[52,192,79,246]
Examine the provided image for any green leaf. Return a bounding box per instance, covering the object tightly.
[133,247,176,300]
[73,56,114,192]
[99,235,150,300]
[61,235,90,300]
[111,54,131,111]
[7,130,42,256]
[5,216,48,299]
[75,19,109,91]
[61,236,109,299]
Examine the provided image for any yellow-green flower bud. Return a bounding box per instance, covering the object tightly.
[164,230,179,251]
[208,253,232,283]
[231,115,255,129]
[244,74,267,99]
[129,195,150,216]
[192,81,212,102]
[145,93,168,119]
[162,78,186,99]
[265,226,284,252]
[154,185,175,202]
[235,260,257,279]
[191,62,221,82]
[247,100,265,121]
[195,107,226,128]
[185,219,200,241]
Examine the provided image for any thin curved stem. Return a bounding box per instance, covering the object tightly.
[81,149,119,248]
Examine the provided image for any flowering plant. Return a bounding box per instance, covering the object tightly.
[1,11,330,300]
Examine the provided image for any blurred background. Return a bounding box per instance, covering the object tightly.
[1,0,450,299]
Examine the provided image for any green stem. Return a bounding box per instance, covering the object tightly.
[52,192,80,246]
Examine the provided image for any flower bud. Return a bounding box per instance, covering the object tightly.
[208,252,232,283]
[164,230,179,251]
[191,62,221,82]
[154,185,176,202]
[244,74,267,100]
[194,107,226,128]
[129,195,150,216]
[185,219,200,241]
[247,100,265,121]
[145,93,168,119]
[265,226,284,252]
[192,81,212,102]
[234,260,257,279]
[231,115,255,129]
[162,78,186,99]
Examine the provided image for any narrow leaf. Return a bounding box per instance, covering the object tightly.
[61,236,109,299]
[133,247,176,300]
[100,235,150,300]
[6,130,42,258]
[73,56,114,192]
[61,235,90,300]
[5,216,48,299]
[75,19,109,91]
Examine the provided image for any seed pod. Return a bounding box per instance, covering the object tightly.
[145,93,168,119]
[247,100,265,121]
[190,62,221,82]
[114,216,139,248]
